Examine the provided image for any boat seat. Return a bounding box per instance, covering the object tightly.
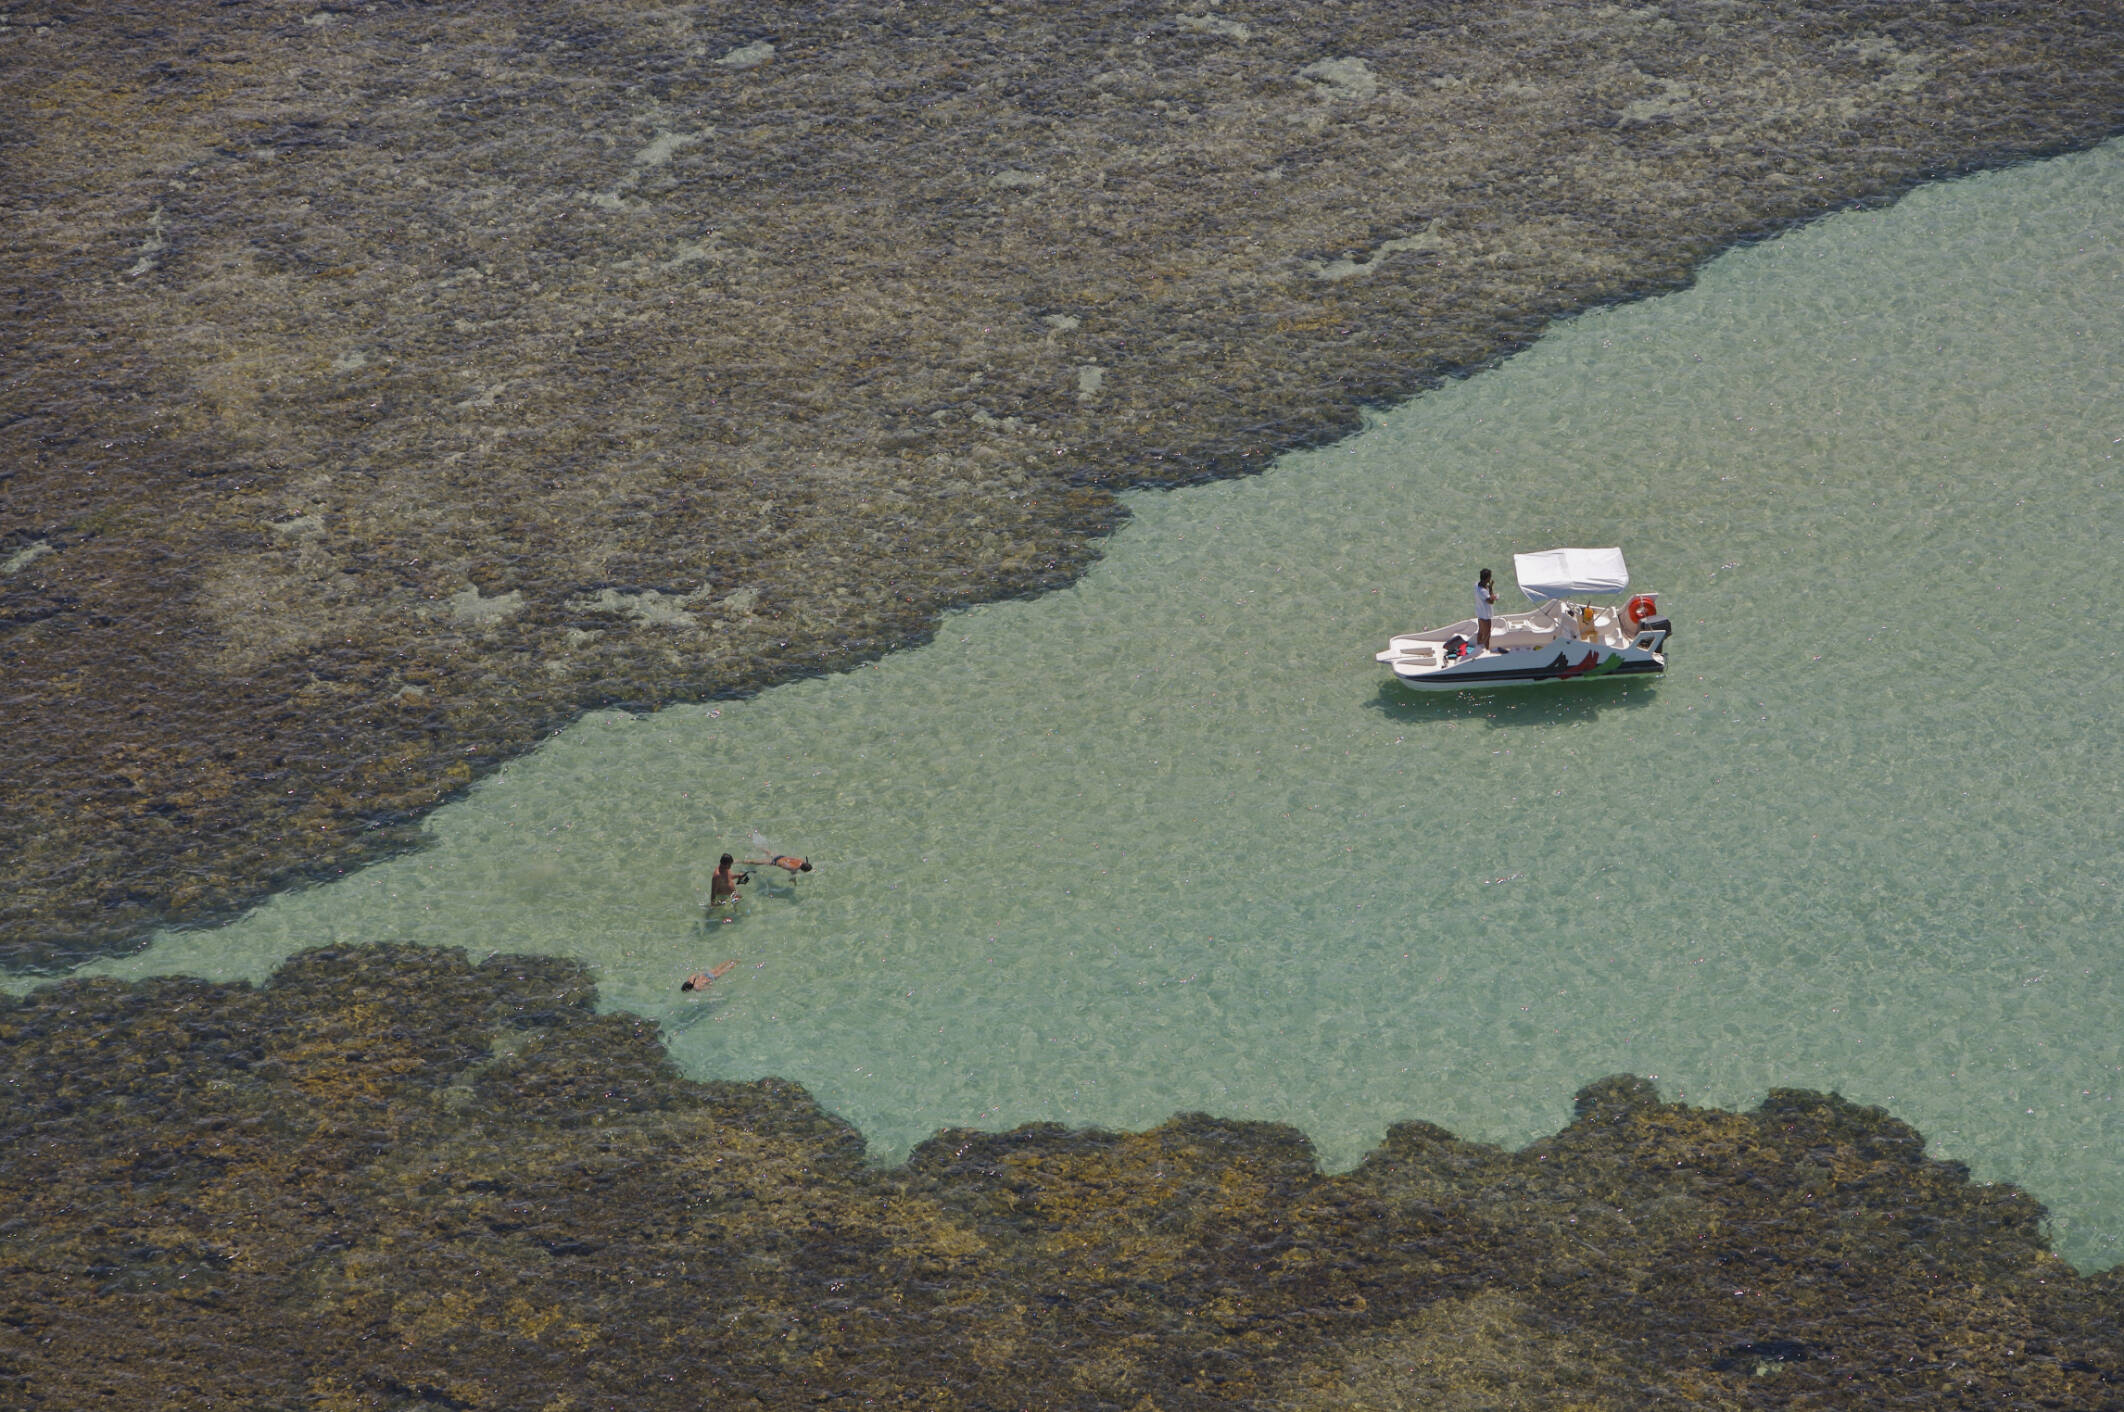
[1492,626,1553,651]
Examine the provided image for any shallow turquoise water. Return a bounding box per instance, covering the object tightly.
[45,142,2124,1266]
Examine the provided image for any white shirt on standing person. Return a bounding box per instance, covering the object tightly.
[1474,570,1497,653]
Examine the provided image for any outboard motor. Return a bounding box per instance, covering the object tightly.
[1631,615,1672,652]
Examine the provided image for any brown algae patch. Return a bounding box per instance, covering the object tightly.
[0,947,2118,1407]
[3,0,2123,963]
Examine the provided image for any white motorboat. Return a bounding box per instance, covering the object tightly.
[1375,547,1672,691]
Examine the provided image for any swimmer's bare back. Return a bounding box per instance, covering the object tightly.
[681,960,738,992]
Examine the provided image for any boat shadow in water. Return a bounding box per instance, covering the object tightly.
[1363,678,1661,729]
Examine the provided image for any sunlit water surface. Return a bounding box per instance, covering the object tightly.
[41,142,2124,1267]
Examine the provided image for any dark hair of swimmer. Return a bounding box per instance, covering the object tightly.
[798,860,813,871]
[720,853,734,868]
[681,977,700,991]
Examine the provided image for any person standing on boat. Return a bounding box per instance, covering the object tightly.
[1475,568,1497,652]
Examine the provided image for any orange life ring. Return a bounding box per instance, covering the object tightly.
[1624,594,1659,630]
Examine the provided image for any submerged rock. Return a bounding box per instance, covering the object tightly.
[4,1,2123,964]
[1,946,2117,1408]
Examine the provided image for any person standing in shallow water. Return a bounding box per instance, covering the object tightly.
[709,853,749,907]
[1475,568,1497,652]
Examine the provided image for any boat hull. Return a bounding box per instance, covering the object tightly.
[1386,644,1664,690]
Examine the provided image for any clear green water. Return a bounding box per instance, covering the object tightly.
[41,143,2124,1266]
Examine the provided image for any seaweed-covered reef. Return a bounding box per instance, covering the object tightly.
[0,945,2118,1408]
[5,1,2124,964]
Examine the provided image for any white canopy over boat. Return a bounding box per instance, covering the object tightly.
[1512,546,1630,602]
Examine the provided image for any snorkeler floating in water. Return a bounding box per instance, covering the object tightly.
[741,854,812,875]
[681,960,737,992]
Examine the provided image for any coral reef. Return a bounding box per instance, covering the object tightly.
[1,945,2118,1408]
[5,0,2124,963]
